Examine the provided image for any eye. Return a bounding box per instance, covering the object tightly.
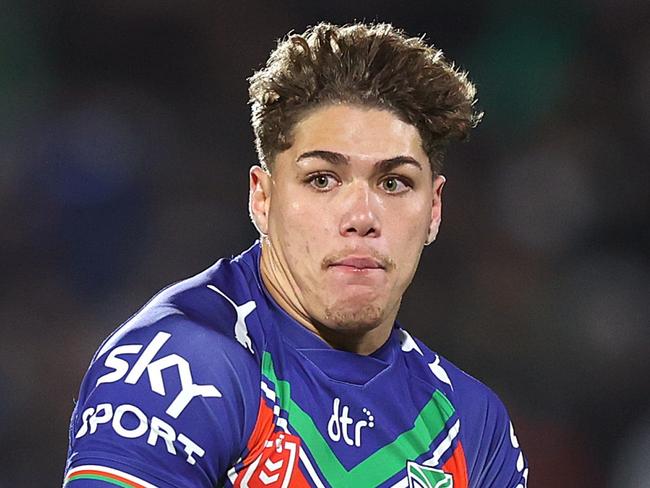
[380,176,410,194]
[308,173,338,191]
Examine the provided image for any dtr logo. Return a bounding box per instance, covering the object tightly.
[327,398,374,447]
[95,331,222,418]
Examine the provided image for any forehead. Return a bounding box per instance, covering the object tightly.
[286,104,429,165]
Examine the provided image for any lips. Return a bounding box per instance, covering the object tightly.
[323,249,394,272]
[330,257,384,270]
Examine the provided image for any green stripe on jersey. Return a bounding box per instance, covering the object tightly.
[67,474,134,488]
[261,351,455,486]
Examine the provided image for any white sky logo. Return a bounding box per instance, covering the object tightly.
[96,331,222,418]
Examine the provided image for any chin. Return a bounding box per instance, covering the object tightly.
[323,303,384,332]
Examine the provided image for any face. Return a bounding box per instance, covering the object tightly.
[250,104,445,342]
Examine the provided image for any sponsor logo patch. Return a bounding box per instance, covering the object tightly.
[96,331,222,418]
[327,397,374,447]
[75,402,205,465]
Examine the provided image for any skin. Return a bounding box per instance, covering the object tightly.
[249,104,445,355]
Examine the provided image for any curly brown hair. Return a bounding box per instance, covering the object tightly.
[248,22,481,174]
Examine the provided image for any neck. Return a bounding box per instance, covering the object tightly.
[258,238,395,355]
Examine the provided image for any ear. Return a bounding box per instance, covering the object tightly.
[425,175,446,245]
[249,165,272,235]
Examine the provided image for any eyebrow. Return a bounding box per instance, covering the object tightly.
[377,155,422,172]
[296,150,349,166]
[296,150,423,172]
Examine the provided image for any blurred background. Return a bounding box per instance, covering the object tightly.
[1,0,648,486]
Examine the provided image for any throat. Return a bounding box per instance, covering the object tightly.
[258,239,394,355]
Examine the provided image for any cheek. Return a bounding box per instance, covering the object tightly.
[387,203,430,237]
[276,198,325,235]
[387,205,429,265]
[272,196,329,260]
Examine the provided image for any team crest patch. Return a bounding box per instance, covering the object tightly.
[406,461,453,488]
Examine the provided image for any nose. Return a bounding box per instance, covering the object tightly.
[338,182,381,238]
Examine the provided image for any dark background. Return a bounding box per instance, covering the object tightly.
[1,1,649,486]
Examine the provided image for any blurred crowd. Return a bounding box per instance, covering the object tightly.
[1,1,648,486]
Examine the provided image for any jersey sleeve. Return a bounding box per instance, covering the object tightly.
[64,311,260,488]
[457,377,529,488]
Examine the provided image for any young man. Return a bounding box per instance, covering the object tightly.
[64,23,528,487]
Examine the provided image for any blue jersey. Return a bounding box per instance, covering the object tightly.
[64,242,528,488]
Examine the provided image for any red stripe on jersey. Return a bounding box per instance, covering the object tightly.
[442,441,469,488]
[67,468,148,488]
[236,431,309,488]
[234,398,311,487]
[245,398,276,463]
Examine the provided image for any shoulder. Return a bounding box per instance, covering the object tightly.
[397,327,505,413]
[67,253,266,486]
[97,250,265,362]
[397,327,528,487]
[85,253,266,419]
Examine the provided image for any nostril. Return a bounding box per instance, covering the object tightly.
[343,225,377,237]
[340,202,380,237]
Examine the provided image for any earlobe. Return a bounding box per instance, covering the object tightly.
[425,222,440,245]
[249,165,272,235]
[425,175,446,246]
